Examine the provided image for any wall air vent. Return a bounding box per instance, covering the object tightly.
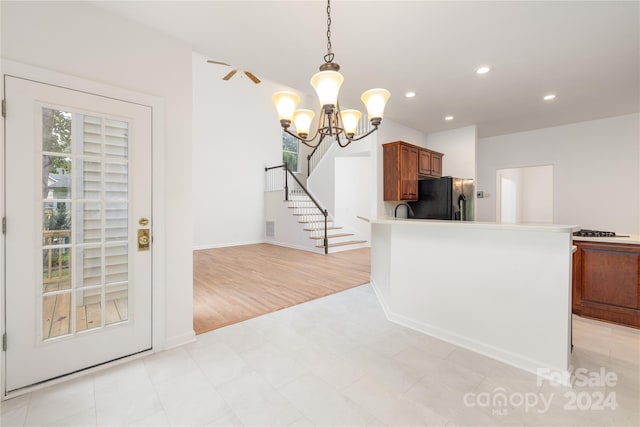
[266,221,275,237]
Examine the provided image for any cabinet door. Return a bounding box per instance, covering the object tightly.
[431,153,443,177]
[573,242,640,328]
[582,249,638,309]
[400,145,418,200]
[418,150,431,175]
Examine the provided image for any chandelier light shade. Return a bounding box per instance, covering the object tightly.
[310,70,344,109]
[272,0,390,148]
[293,109,315,138]
[361,88,391,124]
[272,91,300,122]
[339,109,361,137]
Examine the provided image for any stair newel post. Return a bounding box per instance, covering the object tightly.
[323,209,329,255]
[307,154,311,177]
[283,162,289,201]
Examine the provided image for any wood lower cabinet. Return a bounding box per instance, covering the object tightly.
[572,241,640,328]
[383,141,444,201]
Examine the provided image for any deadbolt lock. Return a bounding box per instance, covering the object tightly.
[139,217,149,226]
[138,229,150,251]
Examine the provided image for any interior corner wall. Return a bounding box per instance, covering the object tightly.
[335,156,372,240]
[1,1,194,347]
[519,166,554,224]
[375,119,429,218]
[476,114,640,234]
[426,126,477,179]
[192,51,294,249]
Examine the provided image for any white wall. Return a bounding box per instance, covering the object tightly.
[375,119,429,217]
[377,119,430,148]
[264,190,319,252]
[192,51,321,249]
[426,126,477,179]
[307,142,338,215]
[335,156,372,240]
[192,51,285,249]
[519,166,554,224]
[497,166,554,224]
[497,169,521,223]
[308,133,375,221]
[1,1,194,348]
[476,114,640,234]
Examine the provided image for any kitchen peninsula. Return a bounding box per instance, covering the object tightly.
[370,218,576,383]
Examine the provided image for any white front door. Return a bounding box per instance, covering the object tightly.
[4,76,152,393]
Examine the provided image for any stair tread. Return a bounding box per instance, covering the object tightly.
[299,220,333,224]
[309,233,354,240]
[304,226,342,231]
[292,213,323,216]
[316,240,367,248]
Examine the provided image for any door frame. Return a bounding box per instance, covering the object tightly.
[1,59,167,398]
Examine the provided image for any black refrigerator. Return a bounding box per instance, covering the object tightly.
[409,177,474,221]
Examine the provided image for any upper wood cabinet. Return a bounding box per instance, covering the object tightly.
[400,144,419,200]
[384,142,418,201]
[383,141,444,201]
[418,150,443,178]
[418,150,431,176]
[430,152,443,177]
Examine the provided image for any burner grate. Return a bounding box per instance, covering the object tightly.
[573,229,616,237]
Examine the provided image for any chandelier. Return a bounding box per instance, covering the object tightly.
[272,0,390,148]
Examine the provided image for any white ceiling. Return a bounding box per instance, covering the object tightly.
[97,0,639,138]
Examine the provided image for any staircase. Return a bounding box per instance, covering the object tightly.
[287,192,366,253]
[265,164,367,254]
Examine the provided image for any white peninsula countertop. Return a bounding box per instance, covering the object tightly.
[370,217,577,232]
[369,218,576,384]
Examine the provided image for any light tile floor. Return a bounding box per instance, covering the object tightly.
[1,284,639,426]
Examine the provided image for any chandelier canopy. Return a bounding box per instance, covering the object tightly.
[272,0,390,148]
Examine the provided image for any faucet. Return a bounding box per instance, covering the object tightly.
[394,203,415,218]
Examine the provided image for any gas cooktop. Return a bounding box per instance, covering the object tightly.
[573,229,617,237]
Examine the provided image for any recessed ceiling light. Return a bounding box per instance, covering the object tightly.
[444,115,454,121]
[405,91,416,98]
[476,66,491,75]
[543,94,557,101]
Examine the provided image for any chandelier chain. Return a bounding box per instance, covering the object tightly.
[324,0,334,63]
[271,0,388,149]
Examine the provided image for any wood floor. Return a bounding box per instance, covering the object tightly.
[193,243,371,334]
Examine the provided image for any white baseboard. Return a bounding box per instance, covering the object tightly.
[192,240,265,251]
[370,278,571,386]
[162,330,196,350]
[265,240,323,253]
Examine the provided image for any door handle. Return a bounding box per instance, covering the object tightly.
[137,229,150,251]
